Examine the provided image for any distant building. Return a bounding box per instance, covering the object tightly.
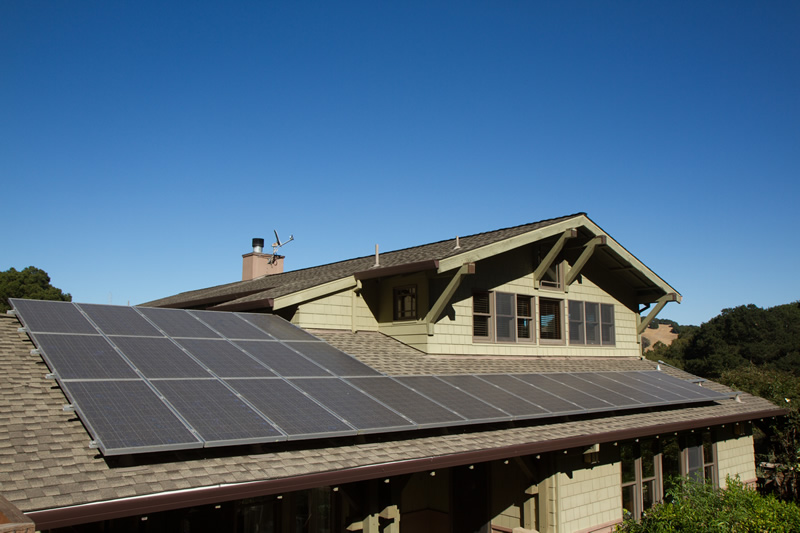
[0,213,784,533]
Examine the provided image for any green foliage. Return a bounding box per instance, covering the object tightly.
[0,266,71,313]
[617,477,800,532]
[682,303,800,378]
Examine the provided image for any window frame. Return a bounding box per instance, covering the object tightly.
[473,291,493,342]
[392,285,417,322]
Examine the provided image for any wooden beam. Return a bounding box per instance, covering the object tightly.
[637,293,681,335]
[423,263,475,335]
[564,235,606,290]
[532,229,577,289]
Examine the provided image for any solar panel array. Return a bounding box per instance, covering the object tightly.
[10,299,734,456]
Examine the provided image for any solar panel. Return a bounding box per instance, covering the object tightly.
[226,378,355,438]
[438,375,549,418]
[234,340,331,377]
[61,380,202,455]
[111,336,211,379]
[190,310,274,340]
[479,374,585,414]
[286,341,381,377]
[32,334,138,380]
[238,313,318,341]
[395,376,510,422]
[137,306,221,339]
[175,338,276,378]
[577,372,666,405]
[631,371,721,401]
[543,373,644,408]
[290,378,413,432]
[152,379,284,445]
[514,374,614,410]
[346,376,466,427]
[76,304,162,336]
[10,299,96,334]
[10,299,736,457]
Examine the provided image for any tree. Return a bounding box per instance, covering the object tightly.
[0,266,71,313]
[617,477,800,532]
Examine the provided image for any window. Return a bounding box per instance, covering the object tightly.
[473,291,492,340]
[473,292,534,343]
[539,298,563,342]
[568,301,615,346]
[540,259,563,291]
[621,440,660,520]
[393,285,417,321]
[620,432,718,522]
[686,433,717,485]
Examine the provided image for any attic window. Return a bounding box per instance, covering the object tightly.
[569,301,615,346]
[393,285,417,321]
[540,260,563,291]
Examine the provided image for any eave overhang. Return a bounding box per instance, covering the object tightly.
[26,405,785,531]
[354,260,440,281]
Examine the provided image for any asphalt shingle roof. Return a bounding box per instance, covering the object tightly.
[142,213,587,309]
[0,313,783,517]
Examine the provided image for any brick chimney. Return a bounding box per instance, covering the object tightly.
[242,238,284,280]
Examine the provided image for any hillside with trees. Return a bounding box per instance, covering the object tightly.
[0,266,71,313]
[647,302,800,500]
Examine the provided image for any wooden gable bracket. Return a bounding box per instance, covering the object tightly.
[422,262,475,335]
[637,292,682,335]
[533,228,578,289]
[563,235,607,292]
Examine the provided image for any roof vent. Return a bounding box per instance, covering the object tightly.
[252,238,265,254]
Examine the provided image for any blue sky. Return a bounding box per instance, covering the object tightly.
[2,1,798,326]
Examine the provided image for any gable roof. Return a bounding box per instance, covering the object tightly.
[143,213,678,312]
[0,312,785,529]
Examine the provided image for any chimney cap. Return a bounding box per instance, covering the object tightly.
[252,238,265,254]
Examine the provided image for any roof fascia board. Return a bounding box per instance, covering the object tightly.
[436,217,585,274]
[354,260,440,281]
[26,406,785,531]
[271,277,358,311]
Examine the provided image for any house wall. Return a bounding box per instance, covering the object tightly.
[538,450,621,533]
[289,246,647,358]
[716,427,757,486]
[291,289,379,332]
[419,249,641,357]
